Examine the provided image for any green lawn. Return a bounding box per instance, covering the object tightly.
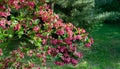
[50,24,120,69]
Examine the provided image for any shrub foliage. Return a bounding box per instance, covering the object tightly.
[0,0,93,69]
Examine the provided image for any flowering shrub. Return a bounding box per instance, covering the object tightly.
[0,0,93,69]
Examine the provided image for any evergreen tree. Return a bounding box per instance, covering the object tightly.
[95,0,120,24]
[46,0,101,31]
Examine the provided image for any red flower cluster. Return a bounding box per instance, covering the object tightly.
[14,23,21,31]
[0,48,40,69]
[0,0,93,68]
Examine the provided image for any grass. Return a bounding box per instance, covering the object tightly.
[85,24,120,69]
[50,23,120,69]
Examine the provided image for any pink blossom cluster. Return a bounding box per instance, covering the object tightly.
[8,0,35,10]
[0,48,41,69]
[0,0,93,69]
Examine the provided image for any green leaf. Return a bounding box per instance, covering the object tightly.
[46,0,50,2]
[17,30,24,38]
[34,19,40,25]
[8,34,13,38]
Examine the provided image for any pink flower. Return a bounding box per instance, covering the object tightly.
[29,63,35,68]
[39,10,44,15]
[15,62,21,67]
[24,68,30,69]
[11,0,21,10]
[64,38,72,45]
[61,57,71,63]
[42,53,46,58]
[73,35,82,41]
[39,6,44,10]
[65,26,71,32]
[54,61,64,66]
[0,5,6,10]
[50,39,57,45]
[59,46,66,53]
[76,35,82,40]
[15,5,21,10]
[85,38,93,47]
[42,39,47,44]
[0,11,10,17]
[0,19,6,28]
[90,38,94,44]
[13,0,19,5]
[33,26,40,32]
[27,1,35,9]
[56,29,64,36]
[69,45,76,52]
[53,23,59,28]
[8,0,14,4]
[20,0,25,2]
[42,16,48,21]
[55,14,59,19]
[19,53,24,58]
[14,23,21,31]
[85,43,91,47]
[73,52,83,58]
[49,48,58,57]
[37,67,40,69]
[67,30,73,38]
[45,5,50,10]
[36,34,46,39]
[7,21,11,25]
[57,39,62,44]
[27,50,33,57]
[42,58,46,63]
[77,28,81,34]
[82,29,86,33]
[57,20,63,27]
[47,49,51,55]
[71,58,78,66]
[36,53,42,58]
[63,53,69,57]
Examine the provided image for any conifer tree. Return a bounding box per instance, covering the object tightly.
[46,0,101,31]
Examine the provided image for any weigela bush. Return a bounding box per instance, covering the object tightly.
[0,0,93,69]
